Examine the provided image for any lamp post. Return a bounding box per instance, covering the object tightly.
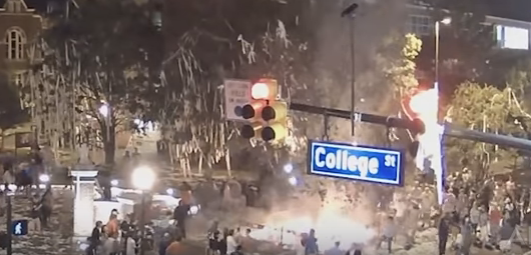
[434,17,451,91]
[341,3,359,138]
[132,166,156,255]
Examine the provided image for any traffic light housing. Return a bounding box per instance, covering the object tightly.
[240,79,289,142]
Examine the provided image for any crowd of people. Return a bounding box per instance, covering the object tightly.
[368,169,531,255]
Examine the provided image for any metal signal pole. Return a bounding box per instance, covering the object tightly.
[341,3,359,137]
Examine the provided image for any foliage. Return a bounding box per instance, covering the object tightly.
[417,0,496,100]
[157,0,311,173]
[445,82,524,178]
[0,74,28,131]
[38,0,162,163]
[384,33,422,98]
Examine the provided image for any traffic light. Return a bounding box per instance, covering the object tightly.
[240,79,289,141]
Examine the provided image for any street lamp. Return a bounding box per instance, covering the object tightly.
[132,166,156,255]
[39,174,50,183]
[434,17,451,91]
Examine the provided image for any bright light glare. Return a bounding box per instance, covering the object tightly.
[111,179,119,186]
[189,205,200,215]
[39,174,50,183]
[288,176,297,186]
[132,166,156,190]
[283,163,293,174]
[251,82,270,99]
[441,17,452,25]
[250,206,376,250]
[166,188,174,196]
[409,89,438,122]
[99,104,109,117]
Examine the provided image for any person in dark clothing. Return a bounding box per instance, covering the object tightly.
[230,245,245,255]
[172,201,189,239]
[87,221,102,255]
[438,215,450,255]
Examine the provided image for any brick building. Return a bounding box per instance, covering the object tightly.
[0,0,46,88]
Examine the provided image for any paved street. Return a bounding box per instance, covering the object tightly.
[0,188,77,255]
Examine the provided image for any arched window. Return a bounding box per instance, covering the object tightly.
[4,28,26,60]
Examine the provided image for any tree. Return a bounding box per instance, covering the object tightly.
[0,73,29,149]
[35,0,163,164]
[444,82,524,180]
[417,0,497,102]
[156,0,311,177]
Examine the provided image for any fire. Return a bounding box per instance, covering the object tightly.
[250,202,377,250]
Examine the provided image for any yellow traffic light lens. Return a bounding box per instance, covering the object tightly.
[262,106,275,121]
[251,82,270,100]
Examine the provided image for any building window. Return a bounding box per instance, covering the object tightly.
[13,73,24,86]
[407,14,433,36]
[4,27,26,60]
[496,25,529,50]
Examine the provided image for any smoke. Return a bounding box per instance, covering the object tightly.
[305,0,410,142]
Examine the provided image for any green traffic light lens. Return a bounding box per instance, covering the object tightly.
[261,127,275,141]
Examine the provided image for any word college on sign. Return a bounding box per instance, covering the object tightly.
[308,140,404,186]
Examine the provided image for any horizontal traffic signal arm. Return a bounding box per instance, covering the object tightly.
[289,102,531,151]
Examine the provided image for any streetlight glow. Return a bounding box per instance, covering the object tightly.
[283,163,293,174]
[441,17,452,25]
[288,176,297,186]
[166,188,174,196]
[39,174,50,183]
[132,166,156,190]
[99,104,109,117]
[111,179,119,186]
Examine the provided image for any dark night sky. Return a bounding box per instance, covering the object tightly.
[1,0,531,23]
[486,0,531,22]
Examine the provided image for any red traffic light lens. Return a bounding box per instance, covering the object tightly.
[251,82,270,100]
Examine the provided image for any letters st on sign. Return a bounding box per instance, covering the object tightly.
[307,140,405,187]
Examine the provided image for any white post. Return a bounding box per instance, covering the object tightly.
[70,166,98,238]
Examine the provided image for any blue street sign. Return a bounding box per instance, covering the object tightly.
[308,140,404,186]
[12,219,28,236]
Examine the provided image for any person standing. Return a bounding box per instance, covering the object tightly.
[438,215,450,255]
[29,194,41,233]
[87,221,102,255]
[460,216,474,255]
[303,229,318,255]
[324,241,343,255]
[226,229,238,255]
[376,216,396,254]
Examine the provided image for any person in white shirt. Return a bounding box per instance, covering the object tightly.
[376,216,396,253]
[226,229,238,254]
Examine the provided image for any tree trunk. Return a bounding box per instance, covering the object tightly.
[0,130,4,151]
[198,154,203,176]
[103,124,116,166]
[225,148,232,177]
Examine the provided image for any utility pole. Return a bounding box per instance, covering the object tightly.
[6,192,12,255]
[341,3,359,138]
